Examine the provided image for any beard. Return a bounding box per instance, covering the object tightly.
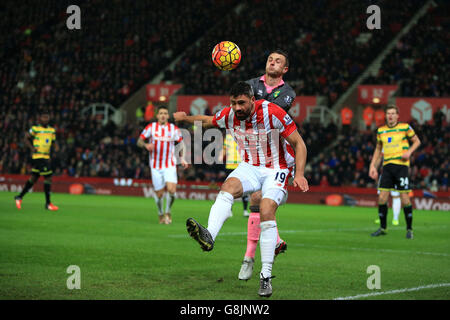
[235,110,250,120]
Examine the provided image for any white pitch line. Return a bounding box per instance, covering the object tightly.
[289,243,450,258]
[334,283,450,300]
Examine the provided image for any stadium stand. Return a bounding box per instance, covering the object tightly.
[1,0,240,113]
[0,0,239,178]
[306,119,449,191]
[0,0,448,192]
[163,0,425,105]
[363,0,449,97]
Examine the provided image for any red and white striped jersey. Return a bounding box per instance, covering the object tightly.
[140,122,183,169]
[212,99,297,169]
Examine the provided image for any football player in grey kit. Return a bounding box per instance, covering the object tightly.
[239,50,297,281]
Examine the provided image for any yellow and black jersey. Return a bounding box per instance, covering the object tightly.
[224,134,241,170]
[29,125,56,159]
[376,122,415,167]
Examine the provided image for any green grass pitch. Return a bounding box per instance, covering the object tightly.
[0,191,449,300]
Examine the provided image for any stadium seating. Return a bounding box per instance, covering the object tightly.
[364,0,449,97]
[305,120,449,191]
[1,0,447,192]
[0,0,239,177]
[164,0,425,106]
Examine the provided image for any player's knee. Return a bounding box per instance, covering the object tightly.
[259,198,278,222]
[378,193,389,204]
[250,191,262,206]
[155,190,164,198]
[400,195,411,207]
[221,177,242,199]
[260,211,276,222]
[166,185,176,194]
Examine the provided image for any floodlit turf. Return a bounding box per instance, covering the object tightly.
[0,191,449,300]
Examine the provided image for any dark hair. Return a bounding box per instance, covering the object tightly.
[229,81,254,98]
[157,105,169,113]
[270,49,289,68]
[40,109,50,115]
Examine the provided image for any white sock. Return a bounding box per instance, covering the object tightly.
[392,197,401,221]
[207,191,234,241]
[153,194,164,216]
[165,192,175,213]
[260,220,277,279]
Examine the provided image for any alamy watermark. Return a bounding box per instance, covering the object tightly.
[65,5,381,31]
[366,5,381,30]
[66,5,81,30]
[366,265,381,290]
[66,265,81,289]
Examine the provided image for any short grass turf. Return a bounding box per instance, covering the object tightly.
[0,191,449,300]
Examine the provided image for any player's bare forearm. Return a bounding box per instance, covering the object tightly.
[402,136,421,160]
[286,130,309,191]
[24,133,34,152]
[369,143,382,180]
[290,135,306,176]
[370,143,382,170]
[178,141,185,158]
[173,112,214,127]
[372,152,382,170]
[408,135,421,155]
[137,137,154,152]
[178,141,188,164]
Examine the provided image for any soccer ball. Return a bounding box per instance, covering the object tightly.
[211,41,241,71]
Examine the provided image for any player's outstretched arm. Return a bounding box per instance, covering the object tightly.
[173,112,214,128]
[285,130,309,192]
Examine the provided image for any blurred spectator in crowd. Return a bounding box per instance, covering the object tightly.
[374,108,385,127]
[363,105,375,130]
[340,106,353,135]
[144,102,155,122]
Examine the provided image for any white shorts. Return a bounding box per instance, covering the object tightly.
[151,167,178,191]
[390,190,400,197]
[226,162,290,206]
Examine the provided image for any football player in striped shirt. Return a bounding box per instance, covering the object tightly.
[174,81,308,297]
[137,106,189,224]
[369,105,421,239]
[15,110,59,211]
